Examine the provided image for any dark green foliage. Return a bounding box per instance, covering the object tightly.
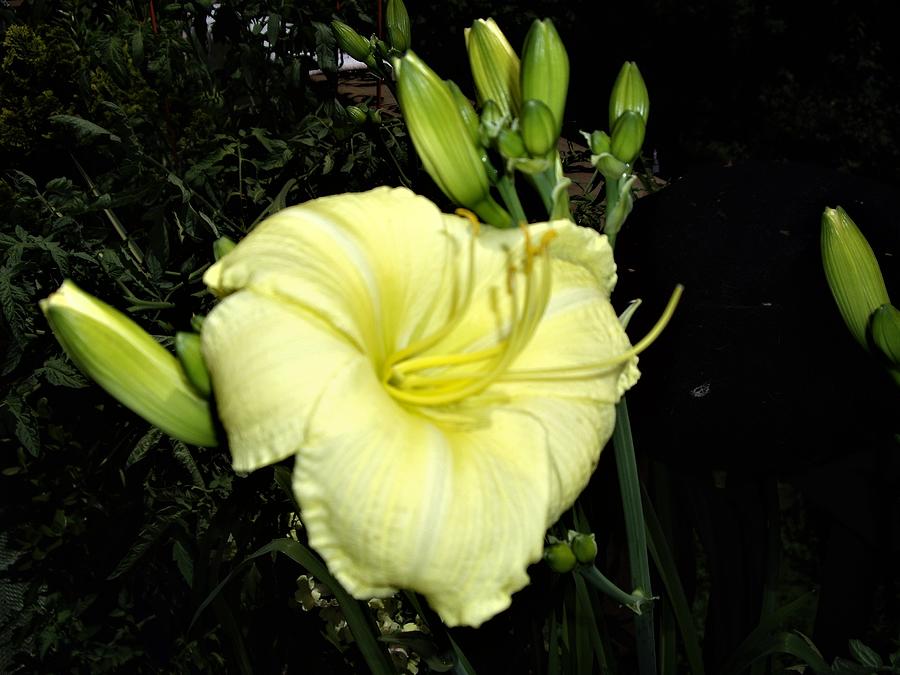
[0,0,407,671]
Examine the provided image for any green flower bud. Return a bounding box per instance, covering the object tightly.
[590,130,611,155]
[347,105,368,125]
[367,108,383,125]
[821,206,891,349]
[570,532,598,564]
[544,541,577,573]
[40,281,217,447]
[446,80,480,145]
[521,99,557,156]
[213,236,236,261]
[497,129,526,161]
[478,99,506,147]
[465,18,521,118]
[609,61,650,128]
[521,19,569,139]
[175,331,212,398]
[395,51,511,227]
[593,153,627,179]
[386,0,411,53]
[332,20,372,63]
[610,110,646,165]
[868,304,900,367]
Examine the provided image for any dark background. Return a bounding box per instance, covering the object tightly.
[411,0,900,185]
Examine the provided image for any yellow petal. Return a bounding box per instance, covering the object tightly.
[292,356,550,627]
[201,289,365,472]
[204,187,469,364]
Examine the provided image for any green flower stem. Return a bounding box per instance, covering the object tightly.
[605,176,622,248]
[527,168,555,215]
[578,564,651,615]
[614,389,657,675]
[496,174,528,226]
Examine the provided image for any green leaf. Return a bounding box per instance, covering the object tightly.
[50,115,121,143]
[848,640,882,668]
[126,427,163,467]
[107,505,185,579]
[725,631,828,675]
[172,440,205,488]
[37,356,89,388]
[193,538,395,675]
[172,539,194,588]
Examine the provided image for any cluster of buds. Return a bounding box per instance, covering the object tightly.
[821,207,900,383]
[332,0,411,75]
[585,62,650,182]
[394,17,571,227]
[543,530,599,573]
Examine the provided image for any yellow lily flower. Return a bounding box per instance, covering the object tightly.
[201,187,640,627]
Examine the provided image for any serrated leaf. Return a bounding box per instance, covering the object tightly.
[172,539,194,588]
[38,356,89,388]
[50,115,121,143]
[107,505,184,579]
[126,427,163,467]
[172,440,205,488]
[15,418,39,456]
[848,640,883,668]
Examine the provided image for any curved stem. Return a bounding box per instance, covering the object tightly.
[496,174,527,225]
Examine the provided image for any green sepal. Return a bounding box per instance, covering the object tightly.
[175,331,212,399]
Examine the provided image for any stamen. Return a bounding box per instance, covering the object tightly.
[498,284,684,382]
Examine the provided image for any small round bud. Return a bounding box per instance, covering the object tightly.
[571,533,598,564]
[544,542,577,573]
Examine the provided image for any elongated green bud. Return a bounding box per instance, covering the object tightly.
[610,110,646,164]
[386,0,411,53]
[331,20,372,63]
[395,51,511,227]
[465,18,521,118]
[446,80,480,145]
[40,281,218,447]
[821,206,891,349]
[521,99,557,156]
[868,304,900,367]
[521,19,569,139]
[609,61,650,128]
[544,541,577,573]
[175,332,212,398]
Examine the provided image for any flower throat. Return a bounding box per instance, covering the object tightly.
[381,211,682,407]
